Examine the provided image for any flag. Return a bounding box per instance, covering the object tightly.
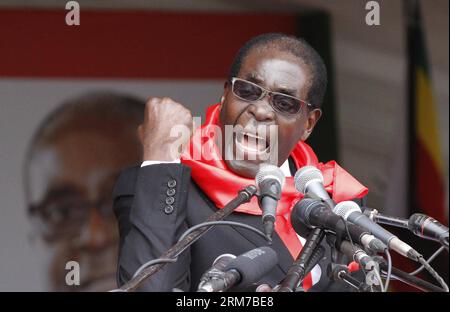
[406,0,447,226]
[386,0,449,291]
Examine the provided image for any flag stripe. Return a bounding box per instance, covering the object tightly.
[415,139,446,222]
[416,69,444,175]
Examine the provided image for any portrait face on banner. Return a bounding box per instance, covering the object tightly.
[25,93,144,291]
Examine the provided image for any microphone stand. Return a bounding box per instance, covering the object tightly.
[327,263,372,292]
[327,234,446,292]
[118,185,257,292]
[275,227,326,292]
[325,230,375,292]
[365,208,449,250]
[378,260,446,292]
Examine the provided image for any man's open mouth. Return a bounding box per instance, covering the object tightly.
[234,130,270,155]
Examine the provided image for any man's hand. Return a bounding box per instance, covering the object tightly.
[138,97,193,161]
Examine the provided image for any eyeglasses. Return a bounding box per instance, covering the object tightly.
[29,194,115,242]
[230,77,312,115]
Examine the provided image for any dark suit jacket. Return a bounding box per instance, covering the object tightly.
[113,162,360,292]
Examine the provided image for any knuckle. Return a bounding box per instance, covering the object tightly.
[161,97,173,104]
[146,97,160,110]
[181,110,192,123]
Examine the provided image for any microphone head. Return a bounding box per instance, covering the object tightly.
[212,254,236,271]
[294,166,323,194]
[408,213,449,239]
[224,247,278,290]
[290,198,324,233]
[255,164,285,189]
[199,253,237,286]
[333,201,362,220]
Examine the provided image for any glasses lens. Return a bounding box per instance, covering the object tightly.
[233,79,263,101]
[272,94,302,115]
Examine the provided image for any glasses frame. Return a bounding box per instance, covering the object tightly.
[230,77,313,116]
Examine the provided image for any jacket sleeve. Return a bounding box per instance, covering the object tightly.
[113,163,192,291]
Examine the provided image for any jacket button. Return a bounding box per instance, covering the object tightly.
[166,197,175,205]
[164,205,174,214]
[167,179,177,188]
[166,188,176,196]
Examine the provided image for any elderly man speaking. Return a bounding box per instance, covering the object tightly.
[113,33,368,292]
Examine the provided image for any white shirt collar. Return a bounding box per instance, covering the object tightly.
[280,159,292,177]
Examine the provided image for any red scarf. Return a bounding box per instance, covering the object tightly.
[181,104,368,290]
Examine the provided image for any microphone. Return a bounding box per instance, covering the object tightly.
[255,164,285,242]
[333,201,421,261]
[291,198,387,253]
[364,208,449,247]
[197,247,278,292]
[198,254,236,289]
[294,166,335,210]
[408,213,449,247]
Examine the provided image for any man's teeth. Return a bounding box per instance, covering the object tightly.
[236,131,269,153]
[243,132,264,141]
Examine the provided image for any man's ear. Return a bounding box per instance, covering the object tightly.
[301,108,322,141]
[220,80,230,108]
[220,81,231,107]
